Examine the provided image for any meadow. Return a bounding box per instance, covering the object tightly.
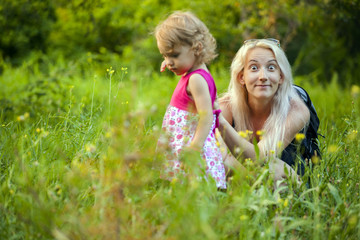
[0,51,359,239]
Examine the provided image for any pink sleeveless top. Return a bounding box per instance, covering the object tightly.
[169,69,220,130]
[170,69,217,111]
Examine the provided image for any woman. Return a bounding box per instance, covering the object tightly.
[218,38,310,184]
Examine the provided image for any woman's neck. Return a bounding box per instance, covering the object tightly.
[248,97,272,131]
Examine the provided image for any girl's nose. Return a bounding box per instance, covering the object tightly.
[165,58,174,67]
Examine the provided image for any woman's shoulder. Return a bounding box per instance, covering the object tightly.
[289,94,310,120]
[219,95,233,124]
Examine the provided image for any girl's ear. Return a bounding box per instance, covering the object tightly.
[194,42,203,56]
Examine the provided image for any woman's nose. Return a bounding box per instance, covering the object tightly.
[259,68,268,81]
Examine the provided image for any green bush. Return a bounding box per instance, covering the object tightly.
[0,0,55,62]
[1,0,359,84]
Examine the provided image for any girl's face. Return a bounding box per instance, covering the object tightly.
[158,42,197,76]
[240,47,283,101]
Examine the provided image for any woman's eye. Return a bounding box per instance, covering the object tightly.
[250,65,258,71]
[268,64,276,70]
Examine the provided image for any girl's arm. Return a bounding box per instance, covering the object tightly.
[187,74,214,151]
[218,97,310,162]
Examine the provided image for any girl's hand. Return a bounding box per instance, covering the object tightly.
[160,60,167,72]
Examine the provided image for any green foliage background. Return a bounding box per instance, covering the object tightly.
[1,0,360,239]
[1,0,360,83]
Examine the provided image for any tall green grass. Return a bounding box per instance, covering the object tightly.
[0,56,359,239]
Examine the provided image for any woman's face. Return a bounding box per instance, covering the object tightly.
[240,47,283,102]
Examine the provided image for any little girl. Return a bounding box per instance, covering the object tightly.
[155,11,226,189]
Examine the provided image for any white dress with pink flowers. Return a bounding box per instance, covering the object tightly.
[157,69,226,189]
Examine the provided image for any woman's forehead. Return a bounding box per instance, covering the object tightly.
[245,47,276,62]
[247,47,275,58]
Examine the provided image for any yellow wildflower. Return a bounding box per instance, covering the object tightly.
[55,185,62,196]
[85,143,96,153]
[41,131,49,138]
[311,155,320,164]
[107,66,115,75]
[240,215,248,221]
[17,115,25,121]
[246,130,253,135]
[348,215,357,228]
[328,145,338,153]
[171,178,178,185]
[239,131,247,138]
[36,128,41,133]
[295,133,305,142]
[347,129,358,141]
[245,158,253,166]
[283,198,289,207]
[256,130,264,136]
[351,85,360,98]
[105,131,112,138]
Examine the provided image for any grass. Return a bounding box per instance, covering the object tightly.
[0,54,359,239]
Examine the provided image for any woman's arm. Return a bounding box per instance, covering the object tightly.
[218,96,310,161]
[187,74,214,150]
[217,112,259,161]
[280,96,310,150]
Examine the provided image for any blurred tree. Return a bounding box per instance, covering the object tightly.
[291,0,360,84]
[0,0,359,84]
[0,0,55,63]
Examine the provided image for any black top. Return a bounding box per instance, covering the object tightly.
[231,85,320,176]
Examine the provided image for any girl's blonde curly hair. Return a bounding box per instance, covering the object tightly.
[155,11,217,65]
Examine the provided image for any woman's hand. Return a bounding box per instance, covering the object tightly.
[269,158,302,188]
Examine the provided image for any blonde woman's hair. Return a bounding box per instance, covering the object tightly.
[221,39,300,158]
[154,11,217,65]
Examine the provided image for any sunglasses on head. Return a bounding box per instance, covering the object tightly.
[243,38,281,47]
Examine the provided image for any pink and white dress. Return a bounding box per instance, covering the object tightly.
[157,69,226,189]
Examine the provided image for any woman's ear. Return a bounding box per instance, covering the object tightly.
[238,72,245,85]
[279,72,284,84]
